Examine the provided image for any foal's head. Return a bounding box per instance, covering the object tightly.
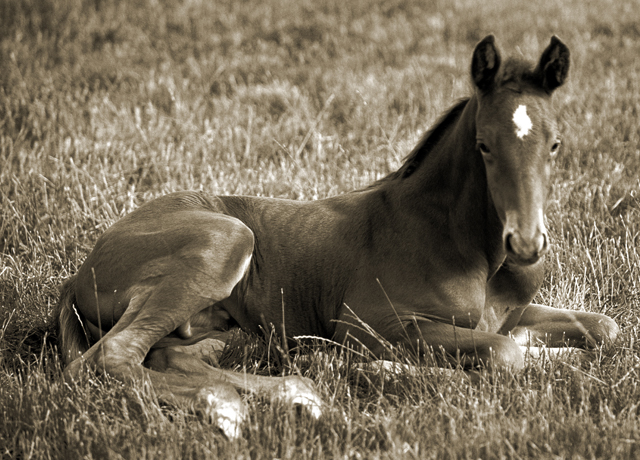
[471,35,569,265]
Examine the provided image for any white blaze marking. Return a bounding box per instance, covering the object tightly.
[513,105,533,139]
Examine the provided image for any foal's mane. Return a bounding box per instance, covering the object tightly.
[375,98,470,184]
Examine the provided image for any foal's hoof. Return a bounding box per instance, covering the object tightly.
[197,386,248,440]
[276,375,324,419]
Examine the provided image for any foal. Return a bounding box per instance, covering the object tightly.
[57,35,618,438]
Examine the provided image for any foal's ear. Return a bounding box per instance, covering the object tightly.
[471,35,502,93]
[535,35,570,93]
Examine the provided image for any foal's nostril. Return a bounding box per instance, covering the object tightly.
[540,232,548,253]
[505,233,514,254]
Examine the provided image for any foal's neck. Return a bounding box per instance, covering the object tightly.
[386,95,505,270]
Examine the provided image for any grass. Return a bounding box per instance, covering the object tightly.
[1,0,640,457]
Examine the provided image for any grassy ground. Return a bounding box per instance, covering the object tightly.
[1,0,640,458]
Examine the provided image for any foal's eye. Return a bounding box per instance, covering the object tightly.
[477,143,490,154]
[550,141,561,156]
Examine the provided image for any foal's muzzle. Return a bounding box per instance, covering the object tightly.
[504,229,548,265]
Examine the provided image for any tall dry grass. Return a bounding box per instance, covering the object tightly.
[2,0,640,458]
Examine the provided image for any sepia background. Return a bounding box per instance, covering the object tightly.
[1,0,640,457]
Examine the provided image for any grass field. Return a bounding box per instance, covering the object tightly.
[2,0,640,458]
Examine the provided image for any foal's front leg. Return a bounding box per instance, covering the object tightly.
[486,256,618,356]
[403,321,527,371]
[506,303,619,349]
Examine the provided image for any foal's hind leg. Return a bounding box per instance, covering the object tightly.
[147,329,323,423]
[64,210,258,437]
[146,346,323,417]
[65,275,253,438]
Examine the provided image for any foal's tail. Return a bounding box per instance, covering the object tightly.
[56,276,90,366]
